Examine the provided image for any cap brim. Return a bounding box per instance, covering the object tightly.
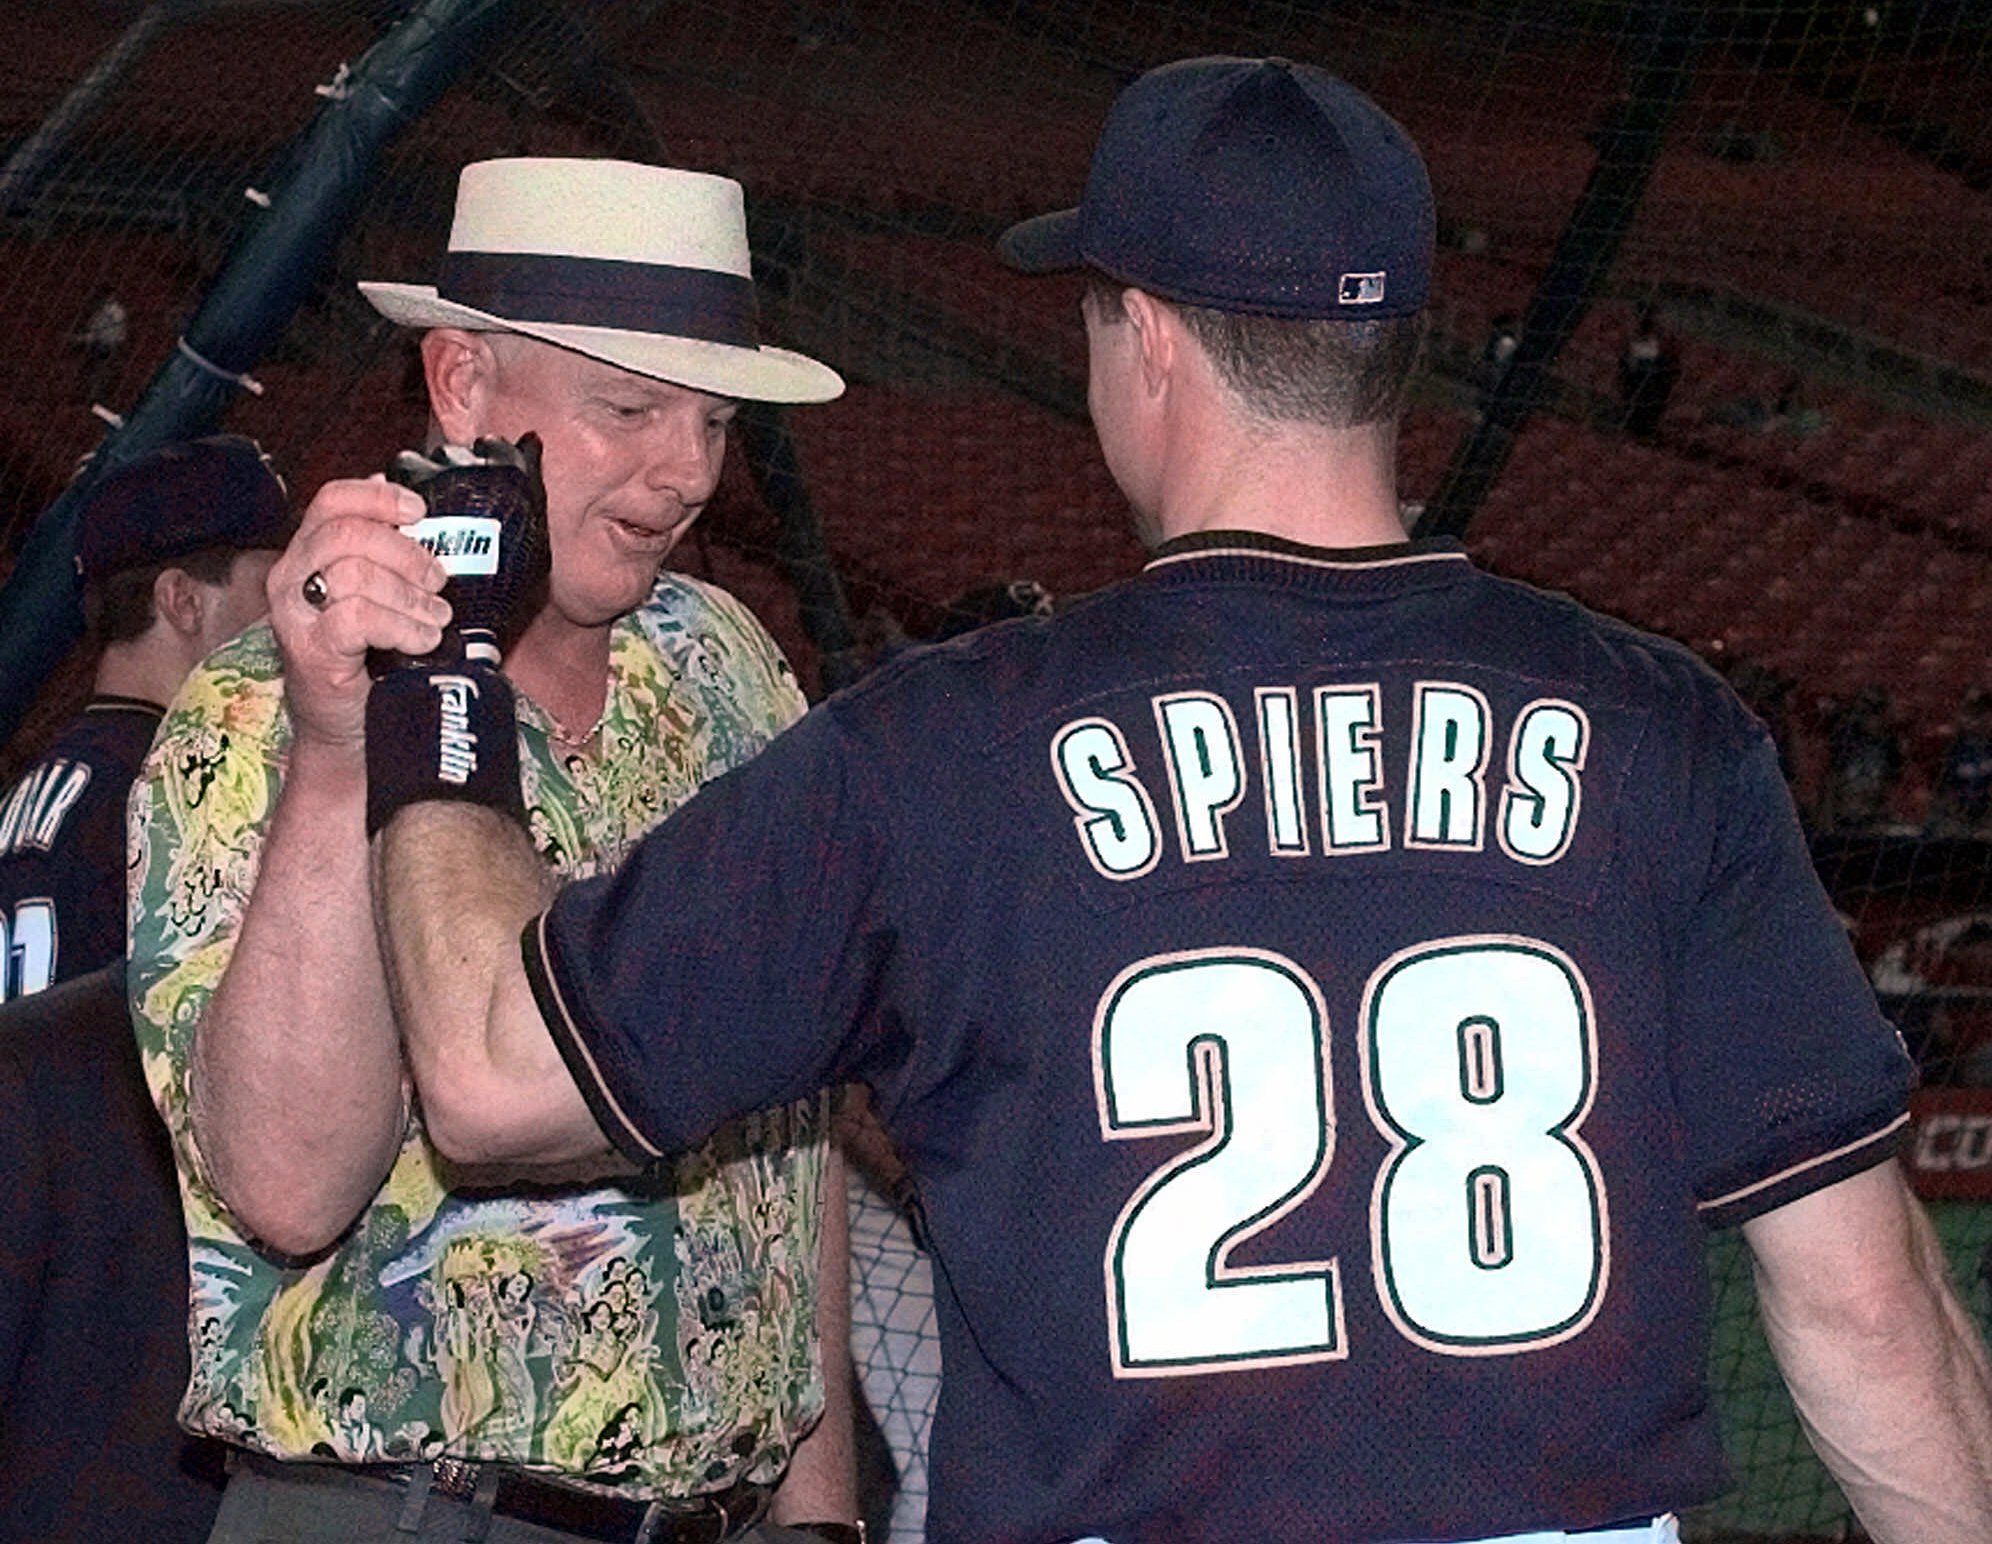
[996,208,1083,274]
[357,282,844,405]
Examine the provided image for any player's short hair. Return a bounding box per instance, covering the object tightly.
[1087,273,1426,430]
[84,544,246,647]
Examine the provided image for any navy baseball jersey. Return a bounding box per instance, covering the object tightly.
[528,534,1911,1544]
[0,698,162,1000]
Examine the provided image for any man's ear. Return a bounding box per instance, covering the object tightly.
[150,565,207,640]
[422,328,498,445]
[1121,288,1177,400]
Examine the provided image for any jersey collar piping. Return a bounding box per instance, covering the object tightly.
[1142,528,1473,591]
[84,693,168,719]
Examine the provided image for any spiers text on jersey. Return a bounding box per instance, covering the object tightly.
[1051,680,1589,880]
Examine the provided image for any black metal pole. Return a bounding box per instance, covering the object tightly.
[1417,0,1702,541]
[0,1,198,216]
[735,199,861,694]
[737,401,863,693]
[0,0,521,744]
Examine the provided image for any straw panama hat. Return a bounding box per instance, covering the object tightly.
[359,158,844,404]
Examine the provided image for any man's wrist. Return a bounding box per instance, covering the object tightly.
[364,662,526,837]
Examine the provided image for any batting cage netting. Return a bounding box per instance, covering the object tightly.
[2,2,1989,1540]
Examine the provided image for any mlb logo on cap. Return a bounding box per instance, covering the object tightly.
[1339,272,1387,305]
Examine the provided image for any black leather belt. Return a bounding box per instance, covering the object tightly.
[235,1451,773,1543]
[435,1458,770,1544]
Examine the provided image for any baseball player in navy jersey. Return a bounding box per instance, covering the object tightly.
[0,437,290,999]
[361,57,1992,1544]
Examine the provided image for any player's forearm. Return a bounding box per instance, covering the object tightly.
[1748,1167,1992,1543]
[770,1140,858,1526]
[374,799,593,1167]
[191,737,406,1257]
[1770,1265,1992,1541]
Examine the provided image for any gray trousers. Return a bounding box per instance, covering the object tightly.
[205,1456,813,1544]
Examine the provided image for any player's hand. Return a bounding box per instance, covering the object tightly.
[269,475,448,750]
[376,433,550,674]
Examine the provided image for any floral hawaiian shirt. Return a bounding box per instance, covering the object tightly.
[128,572,829,1499]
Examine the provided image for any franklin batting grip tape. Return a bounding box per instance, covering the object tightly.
[365,664,525,838]
[371,434,550,677]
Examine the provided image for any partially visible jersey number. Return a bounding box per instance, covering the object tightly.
[1,898,56,1001]
[1094,937,1606,1377]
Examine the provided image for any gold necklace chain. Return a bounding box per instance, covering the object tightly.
[536,701,606,749]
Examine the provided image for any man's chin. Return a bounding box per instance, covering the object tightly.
[536,574,661,633]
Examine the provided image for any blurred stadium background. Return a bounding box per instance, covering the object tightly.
[1,1,1989,1539]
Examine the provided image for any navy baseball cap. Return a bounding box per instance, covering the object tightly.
[75,435,295,582]
[998,56,1434,319]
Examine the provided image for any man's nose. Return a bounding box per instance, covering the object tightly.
[643,415,721,506]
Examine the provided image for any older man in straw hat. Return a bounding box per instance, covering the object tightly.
[127,158,863,1543]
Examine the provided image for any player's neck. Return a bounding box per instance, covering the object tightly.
[1152,418,1408,550]
[92,635,184,712]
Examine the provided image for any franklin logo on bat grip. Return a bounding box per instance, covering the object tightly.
[403,515,501,576]
[364,662,524,837]
[372,434,550,678]
[432,675,480,785]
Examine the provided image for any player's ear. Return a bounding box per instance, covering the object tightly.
[150,565,207,640]
[423,327,500,445]
[1121,288,1177,400]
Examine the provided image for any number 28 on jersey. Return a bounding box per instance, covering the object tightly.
[1093,937,1607,1378]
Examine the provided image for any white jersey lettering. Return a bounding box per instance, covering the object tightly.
[1255,688,1310,856]
[0,760,92,856]
[1500,701,1590,865]
[1154,692,1244,862]
[1407,683,1489,851]
[1051,685,1590,879]
[1053,718,1162,879]
[1317,686,1389,853]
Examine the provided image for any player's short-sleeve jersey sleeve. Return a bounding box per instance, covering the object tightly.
[1667,721,1913,1225]
[529,702,890,1167]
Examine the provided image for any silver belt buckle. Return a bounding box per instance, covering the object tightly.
[430,1456,482,1502]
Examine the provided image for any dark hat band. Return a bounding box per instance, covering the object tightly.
[438,251,761,348]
